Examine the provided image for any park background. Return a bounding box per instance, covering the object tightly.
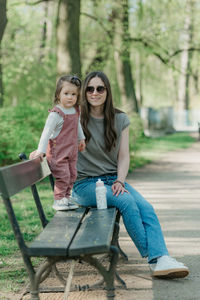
[1,0,200,296]
[1,0,200,167]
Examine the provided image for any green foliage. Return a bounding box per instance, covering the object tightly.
[128,110,145,169]
[0,104,46,165]
[130,132,196,170]
[129,111,144,143]
[0,48,57,166]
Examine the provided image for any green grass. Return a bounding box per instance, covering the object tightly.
[130,132,196,169]
[0,181,54,292]
[0,132,197,293]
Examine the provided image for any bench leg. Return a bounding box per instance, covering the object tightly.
[112,218,128,261]
[115,271,127,288]
[53,263,66,285]
[117,240,128,261]
[81,245,119,299]
[29,291,40,300]
[28,257,59,300]
[106,245,119,298]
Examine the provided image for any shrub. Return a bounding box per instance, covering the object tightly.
[0,104,48,166]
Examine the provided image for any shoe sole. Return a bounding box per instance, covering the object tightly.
[52,205,79,211]
[152,268,189,279]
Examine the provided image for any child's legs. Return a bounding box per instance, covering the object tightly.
[65,157,77,197]
[51,161,71,200]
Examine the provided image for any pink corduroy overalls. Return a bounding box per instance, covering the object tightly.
[46,106,79,200]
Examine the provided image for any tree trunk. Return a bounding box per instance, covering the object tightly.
[85,43,109,75]
[56,0,81,77]
[137,0,144,107]
[178,0,194,111]
[0,0,7,107]
[113,0,139,113]
[38,1,49,62]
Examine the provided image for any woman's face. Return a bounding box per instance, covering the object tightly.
[86,76,107,108]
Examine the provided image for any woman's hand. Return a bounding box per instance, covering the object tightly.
[29,150,45,161]
[112,181,129,196]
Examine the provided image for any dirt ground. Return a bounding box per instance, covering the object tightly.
[2,134,200,300]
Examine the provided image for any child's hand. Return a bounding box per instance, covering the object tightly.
[29,150,45,161]
[78,139,86,152]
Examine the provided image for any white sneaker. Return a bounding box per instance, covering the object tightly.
[52,197,79,211]
[69,195,79,204]
[150,255,189,278]
[149,262,156,272]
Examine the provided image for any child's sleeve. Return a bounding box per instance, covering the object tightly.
[37,112,59,154]
[77,116,85,141]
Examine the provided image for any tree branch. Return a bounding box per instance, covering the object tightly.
[11,0,51,6]
[81,12,112,39]
[130,36,200,65]
[26,0,50,4]
[170,47,200,58]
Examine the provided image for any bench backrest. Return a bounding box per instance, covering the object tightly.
[0,157,51,198]
[0,157,52,257]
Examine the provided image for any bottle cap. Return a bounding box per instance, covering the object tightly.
[96,179,104,186]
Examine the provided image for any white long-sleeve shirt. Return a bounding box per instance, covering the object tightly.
[37,105,85,154]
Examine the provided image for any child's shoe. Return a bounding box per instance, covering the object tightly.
[150,255,189,278]
[52,197,79,211]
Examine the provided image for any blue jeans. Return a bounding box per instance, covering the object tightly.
[73,174,169,263]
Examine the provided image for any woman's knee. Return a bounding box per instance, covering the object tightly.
[107,191,138,211]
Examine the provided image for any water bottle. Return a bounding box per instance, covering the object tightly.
[95,179,107,209]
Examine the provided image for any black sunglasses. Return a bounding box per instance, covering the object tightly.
[86,85,106,94]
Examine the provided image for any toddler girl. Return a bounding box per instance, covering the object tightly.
[30,75,85,211]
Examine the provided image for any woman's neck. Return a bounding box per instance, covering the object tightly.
[90,107,104,119]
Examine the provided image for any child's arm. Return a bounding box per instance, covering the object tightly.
[29,112,59,160]
[77,116,85,152]
[77,116,85,141]
[29,150,45,160]
[78,139,86,152]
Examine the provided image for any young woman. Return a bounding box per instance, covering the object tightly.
[30,75,85,211]
[72,71,189,278]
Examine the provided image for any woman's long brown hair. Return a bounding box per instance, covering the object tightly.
[81,71,122,152]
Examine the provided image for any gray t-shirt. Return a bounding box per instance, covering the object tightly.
[76,112,130,180]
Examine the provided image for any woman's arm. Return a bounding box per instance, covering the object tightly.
[112,126,130,196]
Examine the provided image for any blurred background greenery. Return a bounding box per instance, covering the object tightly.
[0,0,199,166]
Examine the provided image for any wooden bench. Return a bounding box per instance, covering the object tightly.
[0,156,127,299]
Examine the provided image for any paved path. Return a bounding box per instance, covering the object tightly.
[122,138,200,300]
[20,138,200,300]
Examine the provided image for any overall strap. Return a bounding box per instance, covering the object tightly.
[75,105,80,116]
[48,106,65,119]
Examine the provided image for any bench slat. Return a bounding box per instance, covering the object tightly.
[68,207,117,257]
[27,208,87,256]
[0,158,51,198]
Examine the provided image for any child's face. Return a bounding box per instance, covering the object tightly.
[58,82,79,109]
